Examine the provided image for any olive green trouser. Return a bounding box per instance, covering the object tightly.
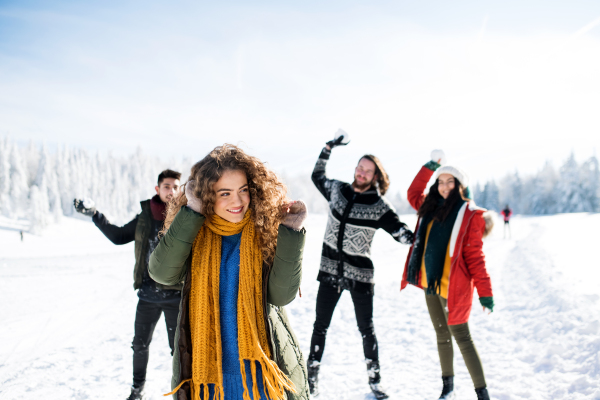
[425,294,486,389]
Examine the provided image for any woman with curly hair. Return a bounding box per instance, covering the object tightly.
[401,150,494,400]
[149,144,310,400]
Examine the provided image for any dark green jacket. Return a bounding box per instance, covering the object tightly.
[93,200,183,291]
[149,206,309,400]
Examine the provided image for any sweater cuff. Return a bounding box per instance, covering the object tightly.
[424,160,441,171]
[479,296,494,312]
[320,147,331,159]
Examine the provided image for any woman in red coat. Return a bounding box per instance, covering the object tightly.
[401,150,494,400]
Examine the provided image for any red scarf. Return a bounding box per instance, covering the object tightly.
[150,195,166,221]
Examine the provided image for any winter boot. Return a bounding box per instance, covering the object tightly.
[438,376,455,399]
[475,387,490,400]
[307,360,320,396]
[366,360,389,399]
[126,384,144,400]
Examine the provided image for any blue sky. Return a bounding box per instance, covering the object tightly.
[1,0,600,192]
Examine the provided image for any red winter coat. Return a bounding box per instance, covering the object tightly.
[501,208,512,222]
[401,166,494,325]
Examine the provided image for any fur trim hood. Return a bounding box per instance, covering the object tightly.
[481,211,495,238]
[467,201,495,238]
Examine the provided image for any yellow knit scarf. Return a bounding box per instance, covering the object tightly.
[166,211,295,400]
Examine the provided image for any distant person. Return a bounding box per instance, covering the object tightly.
[73,169,182,400]
[20,230,23,241]
[500,205,512,239]
[401,150,494,400]
[148,144,309,400]
[307,130,414,399]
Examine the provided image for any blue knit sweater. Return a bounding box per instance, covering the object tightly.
[210,232,267,400]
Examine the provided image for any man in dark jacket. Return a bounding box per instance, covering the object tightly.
[307,132,414,399]
[74,169,182,400]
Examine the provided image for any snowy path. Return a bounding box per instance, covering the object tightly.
[1,214,599,399]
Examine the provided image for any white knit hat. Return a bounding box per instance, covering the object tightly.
[434,165,470,187]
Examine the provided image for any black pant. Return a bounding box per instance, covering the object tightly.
[132,299,180,387]
[309,282,378,363]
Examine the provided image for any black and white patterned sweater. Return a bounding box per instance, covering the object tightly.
[312,148,410,294]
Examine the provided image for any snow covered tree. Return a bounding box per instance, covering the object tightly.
[472,183,483,205]
[499,172,523,214]
[529,161,558,215]
[35,145,63,222]
[0,138,11,217]
[3,134,599,231]
[8,142,30,218]
[475,180,500,211]
[579,155,599,212]
[556,153,585,213]
[29,182,50,233]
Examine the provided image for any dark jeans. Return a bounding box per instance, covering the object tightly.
[132,299,180,387]
[309,282,378,363]
[425,294,486,389]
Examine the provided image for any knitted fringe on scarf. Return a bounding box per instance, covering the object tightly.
[165,211,295,400]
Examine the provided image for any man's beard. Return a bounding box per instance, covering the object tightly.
[352,179,373,191]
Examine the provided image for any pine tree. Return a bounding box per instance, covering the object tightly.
[0,138,11,217]
[9,141,30,218]
[36,144,63,222]
[530,161,558,215]
[557,153,584,213]
[29,182,50,233]
[483,180,500,211]
[473,182,486,208]
[579,155,599,212]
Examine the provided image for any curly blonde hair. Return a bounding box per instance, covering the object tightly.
[162,144,288,264]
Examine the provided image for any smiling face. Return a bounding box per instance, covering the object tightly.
[155,177,180,203]
[437,173,456,199]
[212,169,250,223]
[353,157,377,193]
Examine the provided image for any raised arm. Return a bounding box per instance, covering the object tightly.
[149,206,205,286]
[407,149,446,211]
[311,130,350,201]
[311,147,335,201]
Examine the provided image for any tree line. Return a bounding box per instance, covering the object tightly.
[1,136,598,233]
[473,153,599,214]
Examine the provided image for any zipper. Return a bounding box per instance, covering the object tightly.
[337,191,358,292]
[447,210,476,310]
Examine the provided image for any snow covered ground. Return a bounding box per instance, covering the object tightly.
[1,213,599,400]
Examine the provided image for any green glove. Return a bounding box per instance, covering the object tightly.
[479,297,494,312]
[424,160,441,171]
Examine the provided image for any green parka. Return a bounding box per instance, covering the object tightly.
[148,206,310,400]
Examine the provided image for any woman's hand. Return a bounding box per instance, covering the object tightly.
[479,297,494,315]
[185,181,203,214]
[424,149,447,171]
[281,200,307,231]
[431,149,447,165]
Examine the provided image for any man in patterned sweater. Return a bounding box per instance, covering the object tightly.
[307,132,414,399]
